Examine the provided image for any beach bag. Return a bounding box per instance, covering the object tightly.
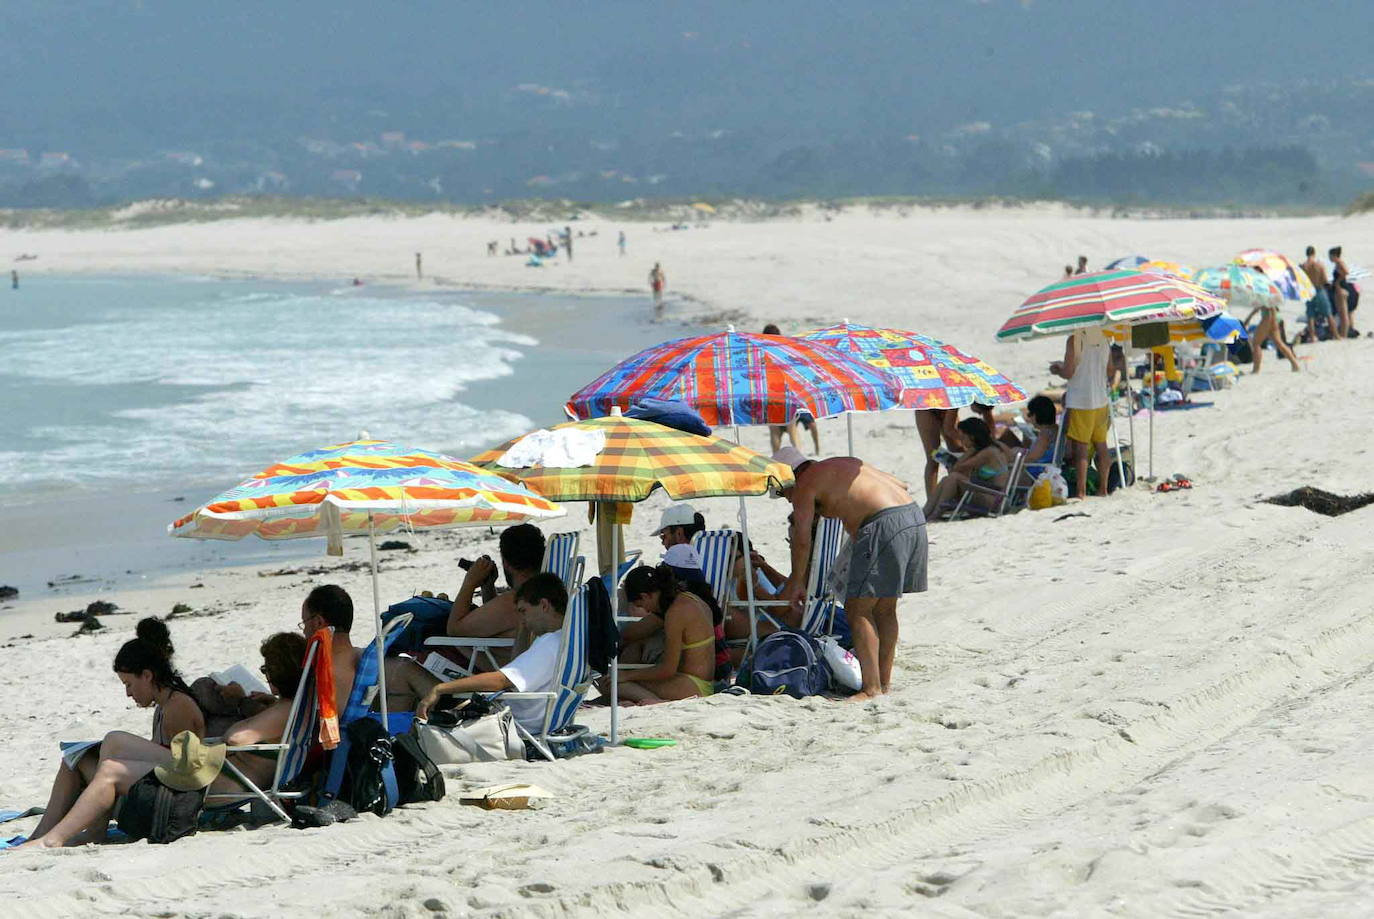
[413,704,522,765]
[817,635,862,692]
[748,629,831,699]
[116,772,206,844]
[391,730,446,805]
[1106,458,1135,494]
[380,596,451,657]
[1028,473,1053,510]
[326,717,398,818]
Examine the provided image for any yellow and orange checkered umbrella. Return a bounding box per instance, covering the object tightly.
[470,415,792,504]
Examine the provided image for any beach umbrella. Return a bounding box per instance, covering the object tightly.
[1193,264,1285,313]
[799,321,1028,453]
[996,268,1225,342]
[564,329,904,428]
[1104,312,1247,345]
[691,202,716,214]
[1137,259,1195,280]
[472,413,793,743]
[1234,249,1315,302]
[170,439,566,730]
[1105,255,1150,270]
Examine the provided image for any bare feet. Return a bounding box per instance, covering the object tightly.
[844,689,879,702]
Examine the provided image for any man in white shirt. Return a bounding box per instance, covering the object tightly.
[1052,327,1111,499]
[404,573,569,734]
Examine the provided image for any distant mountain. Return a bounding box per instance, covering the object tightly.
[0,1,1370,207]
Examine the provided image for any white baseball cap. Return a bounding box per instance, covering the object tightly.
[663,543,703,570]
[771,446,809,472]
[652,503,698,535]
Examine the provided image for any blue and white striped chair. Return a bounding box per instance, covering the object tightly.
[691,528,738,605]
[208,641,321,823]
[487,580,591,762]
[543,532,583,592]
[745,516,846,637]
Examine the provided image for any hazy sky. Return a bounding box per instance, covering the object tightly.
[3,1,1373,144]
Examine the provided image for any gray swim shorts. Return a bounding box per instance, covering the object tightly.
[844,503,929,599]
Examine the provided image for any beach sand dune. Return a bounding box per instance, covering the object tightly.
[2,207,1373,916]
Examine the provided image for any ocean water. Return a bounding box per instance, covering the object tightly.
[0,276,677,504]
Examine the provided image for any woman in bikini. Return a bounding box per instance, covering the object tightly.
[30,618,205,841]
[25,632,306,848]
[616,565,720,703]
[921,417,1013,519]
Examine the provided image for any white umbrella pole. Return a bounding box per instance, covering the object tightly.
[609,516,621,745]
[739,495,759,651]
[846,412,854,456]
[368,512,388,733]
[1148,354,1156,481]
[1124,344,1137,468]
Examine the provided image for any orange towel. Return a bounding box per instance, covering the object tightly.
[309,628,340,750]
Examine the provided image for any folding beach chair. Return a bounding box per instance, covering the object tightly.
[945,449,1026,521]
[543,531,583,592]
[690,528,738,604]
[206,642,320,823]
[731,516,846,638]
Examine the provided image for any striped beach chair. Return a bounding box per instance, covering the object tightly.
[543,531,583,592]
[743,515,846,637]
[691,528,738,604]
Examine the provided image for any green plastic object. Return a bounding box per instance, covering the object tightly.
[622,737,677,749]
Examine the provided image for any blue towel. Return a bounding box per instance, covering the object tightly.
[625,398,711,436]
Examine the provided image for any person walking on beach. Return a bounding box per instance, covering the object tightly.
[1329,246,1351,339]
[618,230,627,257]
[564,226,573,262]
[1301,247,1335,341]
[649,262,666,310]
[1241,270,1301,373]
[1332,246,1360,335]
[773,446,928,700]
[415,252,423,280]
[1052,328,1111,499]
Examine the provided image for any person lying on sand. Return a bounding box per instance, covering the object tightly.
[606,565,720,704]
[774,446,928,700]
[24,632,307,848]
[403,574,569,733]
[30,618,205,841]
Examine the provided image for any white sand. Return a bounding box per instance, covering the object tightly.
[3,206,1374,916]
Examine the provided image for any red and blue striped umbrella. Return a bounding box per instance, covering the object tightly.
[997,268,1225,342]
[801,322,1026,410]
[565,330,903,426]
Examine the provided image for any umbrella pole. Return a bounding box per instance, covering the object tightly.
[846,412,854,456]
[1124,345,1137,471]
[609,513,621,745]
[738,496,759,652]
[1148,353,1156,482]
[368,512,388,733]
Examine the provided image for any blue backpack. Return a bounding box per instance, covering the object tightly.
[747,629,831,698]
[379,596,451,657]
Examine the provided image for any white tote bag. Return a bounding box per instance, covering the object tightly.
[817,636,863,691]
[413,708,524,765]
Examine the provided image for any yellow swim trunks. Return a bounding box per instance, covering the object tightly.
[1066,406,1110,444]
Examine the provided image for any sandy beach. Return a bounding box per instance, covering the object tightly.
[3,204,1374,917]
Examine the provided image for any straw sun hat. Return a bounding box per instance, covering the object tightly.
[155,731,227,791]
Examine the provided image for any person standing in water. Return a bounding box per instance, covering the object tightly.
[649,262,666,310]
[10,270,16,290]
[415,252,423,280]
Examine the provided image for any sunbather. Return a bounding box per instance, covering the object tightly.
[443,524,545,665]
[1017,395,1059,480]
[914,408,964,502]
[24,632,307,848]
[30,618,204,841]
[722,532,792,644]
[921,418,1013,519]
[614,565,720,703]
[300,585,359,713]
[408,574,570,733]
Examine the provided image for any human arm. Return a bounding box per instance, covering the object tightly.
[619,600,686,683]
[783,495,816,602]
[224,700,291,746]
[446,556,504,635]
[1051,333,1078,380]
[447,592,518,639]
[952,446,994,476]
[1241,308,1260,327]
[619,608,664,643]
[415,670,514,721]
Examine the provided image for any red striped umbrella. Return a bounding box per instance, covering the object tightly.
[565,329,904,426]
[997,269,1225,341]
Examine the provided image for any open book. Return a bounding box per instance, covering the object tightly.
[210,663,271,697]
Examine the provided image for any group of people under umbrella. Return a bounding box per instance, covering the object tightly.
[166,246,1295,750]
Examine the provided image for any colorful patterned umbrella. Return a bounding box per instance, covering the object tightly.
[799,322,1026,410]
[1138,259,1195,280]
[997,268,1225,342]
[565,330,903,426]
[1105,255,1150,270]
[1193,264,1285,312]
[171,440,565,541]
[1235,249,1315,302]
[471,415,792,503]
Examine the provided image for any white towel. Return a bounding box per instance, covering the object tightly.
[497,428,606,469]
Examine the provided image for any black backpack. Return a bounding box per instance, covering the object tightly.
[326,717,398,817]
[117,772,206,844]
[392,729,445,805]
[584,576,619,675]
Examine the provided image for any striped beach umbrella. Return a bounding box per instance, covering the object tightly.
[1193,264,1285,312]
[1105,255,1150,270]
[1105,313,1248,345]
[996,268,1225,342]
[800,322,1026,410]
[170,439,564,542]
[170,439,565,731]
[564,329,903,426]
[471,415,793,504]
[1234,249,1315,302]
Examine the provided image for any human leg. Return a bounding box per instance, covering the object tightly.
[618,673,706,704]
[1094,440,1111,496]
[769,425,783,453]
[921,472,964,519]
[844,596,882,699]
[873,597,899,693]
[98,730,172,762]
[383,657,440,713]
[26,758,157,848]
[914,411,943,500]
[1251,321,1268,372]
[30,749,101,838]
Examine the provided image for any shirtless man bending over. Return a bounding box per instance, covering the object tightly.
[774,446,929,699]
